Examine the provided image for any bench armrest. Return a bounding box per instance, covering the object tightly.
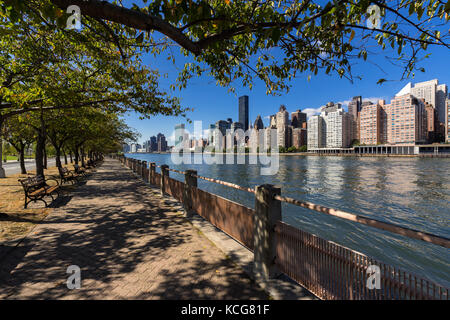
[45,175,60,186]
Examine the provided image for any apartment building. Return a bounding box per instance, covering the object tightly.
[321,103,352,148]
[385,94,427,145]
[359,100,387,145]
[307,115,326,149]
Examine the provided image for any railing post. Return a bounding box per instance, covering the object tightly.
[149,163,156,185]
[161,165,169,195]
[142,161,147,181]
[137,160,141,175]
[183,170,197,216]
[253,184,281,280]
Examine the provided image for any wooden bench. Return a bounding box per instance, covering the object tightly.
[58,166,80,185]
[74,164,87,177]
[18,175,61,208]
[85,159,101,169]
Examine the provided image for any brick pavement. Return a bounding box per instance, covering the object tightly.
[0,159,268,299]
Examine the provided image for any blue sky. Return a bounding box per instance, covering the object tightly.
[120,2,450,145]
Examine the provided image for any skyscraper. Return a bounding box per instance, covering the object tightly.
[397,79,448,124]
[385,94,427,144]
[208,124,216,145]
[157,133,167,152]
[437,84,448,124]
[292,128,307,148]
[269,115,277,128]
[149,136,157,151]
[446,97,450,142]
[276,105,290,148]
[253,115,264,130]
[359,101,386,145]
[321,103,352,148]
[291,110,307,128]
[348,96,362,119]
[348,96,362,142]
[231,122,244,132]
[214,120,230,149]
[307,115,326,149]
[424,101,439,143]
[239,95,249,131]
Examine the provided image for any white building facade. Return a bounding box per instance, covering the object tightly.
[307,115,325,149]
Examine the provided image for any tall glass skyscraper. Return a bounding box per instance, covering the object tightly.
[238,95,249,131]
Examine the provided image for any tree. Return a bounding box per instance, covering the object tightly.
[37,0,450,92]
[2,0,450,175]
[2,115,36,173]
[0,4,187,176]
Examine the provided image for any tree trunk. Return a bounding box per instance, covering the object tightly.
[80,147,85,167]
[0,117,5,178]
[69,152,73,163]
[35,130,45,177]
[64,150,68,165]
[43,145,47,169]
[74,148,79,165]
[55,147,62,169]
[19,143,27,174]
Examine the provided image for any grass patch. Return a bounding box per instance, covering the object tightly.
[2,155,34,161]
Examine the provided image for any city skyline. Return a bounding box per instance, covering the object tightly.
[125,76,448,153]
[129,77,449,146]
[120,20,450,147]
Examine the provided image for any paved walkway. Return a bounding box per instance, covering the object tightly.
[0,159,267,299]
[2,158,56,175]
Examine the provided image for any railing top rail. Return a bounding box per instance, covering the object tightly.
[273,194,450,249]
[192,173,255,193]
[148,163,253,192]
[168,168,186,175]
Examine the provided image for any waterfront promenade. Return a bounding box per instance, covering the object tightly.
[0,159,267,299]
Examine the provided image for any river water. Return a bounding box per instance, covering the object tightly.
[126,153,450,287]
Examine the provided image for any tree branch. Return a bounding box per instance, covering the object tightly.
[51,0,201,54]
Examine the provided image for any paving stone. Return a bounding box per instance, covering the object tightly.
[0,159,268,300]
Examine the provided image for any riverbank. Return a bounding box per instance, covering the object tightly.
[283,152,450,158]
[128,152,450,158]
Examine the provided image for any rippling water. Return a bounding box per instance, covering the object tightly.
[126,153,450,287]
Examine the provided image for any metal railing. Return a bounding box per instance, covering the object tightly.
[275,221,448,300]
[115,155,449,300]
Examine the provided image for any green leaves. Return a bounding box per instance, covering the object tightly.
[1,0,448,101]
[271,28,281,43]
